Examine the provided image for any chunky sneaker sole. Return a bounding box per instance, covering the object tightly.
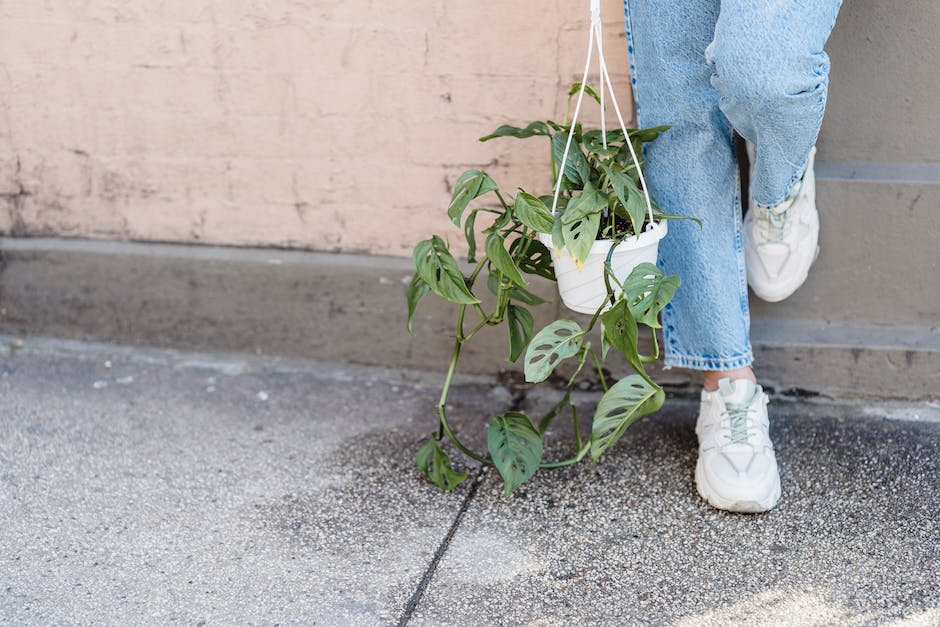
[744,144,821,302]
[696,457,781,513]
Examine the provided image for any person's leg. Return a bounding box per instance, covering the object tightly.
[705,0,843,209]
[623,1,786,512]
[623,0,754,377]
[708,0,842,303]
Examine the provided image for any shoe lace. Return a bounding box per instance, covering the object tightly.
[756,206,795,243]
[721,401,754,445]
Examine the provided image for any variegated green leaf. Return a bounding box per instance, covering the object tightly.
[591,375,664,460]
[406,273,430,333]
[416,439,469,491]
[524,320,584,383]
[487,412,543,496]
[485,232,527,287]
[513,191,556,233]
[506,304,534,362]
[622,263,680,328]
[447,169,498,226]
[413,236,480,305]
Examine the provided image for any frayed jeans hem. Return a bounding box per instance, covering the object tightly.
[663,351,754,371]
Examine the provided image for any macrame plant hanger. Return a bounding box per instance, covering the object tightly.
[549,0,656,238]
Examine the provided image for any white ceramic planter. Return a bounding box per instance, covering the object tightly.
[539,220,668,314]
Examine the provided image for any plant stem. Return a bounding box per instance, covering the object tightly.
[590,347,608,392]
[538,390,570,433]
[494,190,512,213]
[571,401,583,450]
[466,257,487,287]
[436,334,461,440]
[539,441,591,468]
[436,306,494,465]
[438,403,493,466]
[463,317,489,341]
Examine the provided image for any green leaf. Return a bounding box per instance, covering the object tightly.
[508,285,550,306]
[622,263,680,328]
[591,375,665,460]
[561,181,607,225]
[464,208,481,263]
[629,125,671,142]
[524,320,584,383]
[413,236,480,305]
[552,131,591,188]
[512,191,556,233]
[601,299,646,376]
[447,169,498,226]
[479,121,552,142]
[487,412,543,496]
[582,130,621,158]
[567,82,602,105]
[485,232,527,287]
[416,439,469,491]
[509,237,555,281]
[483,207,514,235]
[605,166,647,236]
[561,211,601,270]
[406,273,430,333]
[653,210,704,229]
[506,304,535,362]
[489,272,549,305]
[551,212,566,252]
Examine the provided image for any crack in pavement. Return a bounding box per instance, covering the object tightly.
[397,466,489,625]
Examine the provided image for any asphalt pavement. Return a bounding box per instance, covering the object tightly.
[1,337,938,625]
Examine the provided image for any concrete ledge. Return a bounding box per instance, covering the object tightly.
[1,237,937,401]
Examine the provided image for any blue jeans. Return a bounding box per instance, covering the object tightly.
[622,0,842,371]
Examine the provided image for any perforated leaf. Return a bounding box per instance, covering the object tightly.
[561,182,607,225]
[561,211,601,270]
[524,320,584,383]
[509,237,555,281]
[506,304,534,363]
[447,169,498,226]
[413,236,479,305]
[487,412,543,496]
[622,263,680,328]
[591,375,665,460]
[415,439,469,491]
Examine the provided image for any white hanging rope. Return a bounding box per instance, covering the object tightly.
[549,0,656,235]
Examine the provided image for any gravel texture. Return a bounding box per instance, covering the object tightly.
[1,338,938,625]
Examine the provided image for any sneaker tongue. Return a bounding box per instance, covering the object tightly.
[717,377,757,405]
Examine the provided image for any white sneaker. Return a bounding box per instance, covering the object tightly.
[695,377,781,513]
[744,144,821,302]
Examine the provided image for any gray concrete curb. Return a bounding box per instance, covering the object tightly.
[1,237,937,401]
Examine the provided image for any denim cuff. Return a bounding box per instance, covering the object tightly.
[663,350,754,371]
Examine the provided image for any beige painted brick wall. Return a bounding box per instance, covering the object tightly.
[0,1,633,256]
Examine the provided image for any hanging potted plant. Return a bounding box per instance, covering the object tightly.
[405,83,700,496]
[480,88,679,314]
[405,1,701,496]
